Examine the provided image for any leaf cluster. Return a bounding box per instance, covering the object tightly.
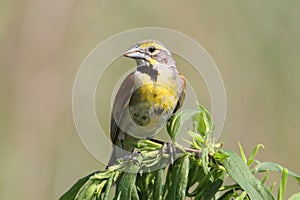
[60,105,300,200]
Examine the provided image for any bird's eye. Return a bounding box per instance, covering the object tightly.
[148,46,156,53]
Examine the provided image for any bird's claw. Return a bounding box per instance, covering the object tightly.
[161,142,177,165]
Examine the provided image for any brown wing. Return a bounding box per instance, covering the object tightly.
[173,73,186,113]
[110,72,135,144]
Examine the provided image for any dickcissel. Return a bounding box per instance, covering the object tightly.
[107,40,186,167]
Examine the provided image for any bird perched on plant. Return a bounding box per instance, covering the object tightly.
[107,40,186,167]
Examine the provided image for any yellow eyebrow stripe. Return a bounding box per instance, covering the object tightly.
[140,42,163,50]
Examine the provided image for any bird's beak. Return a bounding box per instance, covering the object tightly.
[123,46,146,60]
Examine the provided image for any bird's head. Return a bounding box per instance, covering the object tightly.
[124,40,175,66]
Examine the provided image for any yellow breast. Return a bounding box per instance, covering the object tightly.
[129,67,182,128]
[138,83,177,111]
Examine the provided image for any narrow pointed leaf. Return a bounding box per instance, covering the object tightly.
[75,178,102,200]
[278,168,288,200]
[153,169,164,200]
[59,172,98,200]
[164,156,189,200]
[252,162,300,184]
[167,109,198,142]
[196,178,223,200]
[238,142,247,164]
[236,191,247,200]
[115,163,140,200]
[103,172,115,200]
[248,144,264,166]
[221,150,275,200]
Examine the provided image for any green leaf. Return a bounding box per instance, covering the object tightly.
[164,156,190,200]
[201,148,209,175]
[186,167,206,196]
[115,163,140,200]
[103,172,115,200]
[198,111,209,135]
[196,104,214,135]
[248,144,264,167]
[75,178,102,200]
[188,168,223,197]
[289,192,300,200]
[187,173,209,197]
[163,161,173,196]
[252,162,300,184]
[166,109,198,142]
[153,169,164,200]
[59,171,98,200]
[238,142,247,164]
[270,183,276,193]
[136,171,155,200]
[214,151,229,163]
[278,168,288,200]
[221,150,275,200]
[136,173,147,199]
[187,158,205,189]
[136,139,162,151]
[196,178,223,200]
[235,191,247,200]
[96,180,108,199]
[217,189,236,200]
[261,170,269,184]
[189,130,204,150]
[131,183,140,200]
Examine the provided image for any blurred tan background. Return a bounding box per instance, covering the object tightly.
[1,1,299,199]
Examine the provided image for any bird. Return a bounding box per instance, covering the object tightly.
[107,40,186,167]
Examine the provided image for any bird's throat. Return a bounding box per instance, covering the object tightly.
[137,64,158,82]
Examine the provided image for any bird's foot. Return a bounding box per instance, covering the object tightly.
[161,142,177,165]
[123,152,142,166]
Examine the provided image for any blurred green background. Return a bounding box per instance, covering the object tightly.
[1,1,299,199]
